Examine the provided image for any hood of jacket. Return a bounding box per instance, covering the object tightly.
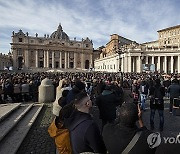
[64,110,92,131]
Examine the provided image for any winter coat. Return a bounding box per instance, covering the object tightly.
[96,90,121,121]
[3,82,13,94]
[149,85,165,110]
[21,83,29,93]
[167,83,180,99]
[14,84,21,94]
[102,123,156,154]
[64,110,106,154]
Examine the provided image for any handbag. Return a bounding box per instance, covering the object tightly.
[121,131,142,154]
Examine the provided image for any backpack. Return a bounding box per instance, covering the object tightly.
[48,119,72,154]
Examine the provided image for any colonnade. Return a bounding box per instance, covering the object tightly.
[30,50,92,69]
[122,55,180,73]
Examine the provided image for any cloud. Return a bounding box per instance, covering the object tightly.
[0,0,180,53]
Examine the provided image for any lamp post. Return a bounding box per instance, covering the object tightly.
[115,46,126,86]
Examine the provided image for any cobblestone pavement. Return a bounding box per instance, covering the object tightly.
[17,104,56,154]
[16,99,180,154]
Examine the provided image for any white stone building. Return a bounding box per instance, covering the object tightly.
[95,25,180,73]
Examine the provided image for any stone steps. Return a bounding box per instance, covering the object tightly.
[0,104,33,142]
[0,103,43,154]
[0,103,21,122]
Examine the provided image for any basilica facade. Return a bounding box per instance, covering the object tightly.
[94,25,180,73]
[11,24,93,70]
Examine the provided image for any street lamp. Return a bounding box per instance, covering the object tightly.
[115,45,126,86]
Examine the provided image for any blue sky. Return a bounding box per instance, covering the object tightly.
[0,0,180,54]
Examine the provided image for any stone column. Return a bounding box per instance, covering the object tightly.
[146,56,148,64]
[44,50,46,68]
[128,56,132,72]
[121,57,124,72]
[117,56,120,72]
[134,57,137,73]
[90,54,93,68]
[36,50,38,68]
[12,49,17,69]
[171,56,174,73]
[81,53,84,69]
[152,56,154,64]
[134,57,137,72]
[124,55,128,73]
[74,52,77,69]
[24,50,29,68]
[47,51,49,68]
[157,56,161,72]
[59,51,62,69]
[65,51,67,69]
[137,56,142,73]
[67,52,69,69]
[164,56,167,73]
[178,55,180,73]
[52,51,55,68]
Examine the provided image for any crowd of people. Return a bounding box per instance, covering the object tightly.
[0,71,180,153]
